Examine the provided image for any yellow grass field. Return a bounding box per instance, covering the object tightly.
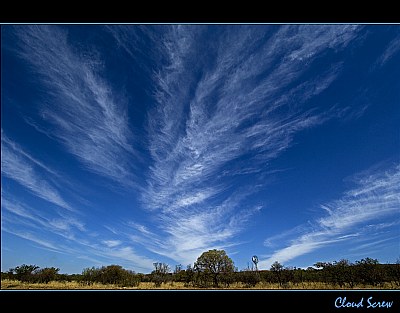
[1,279,398,290]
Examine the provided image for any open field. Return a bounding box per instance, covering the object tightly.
[2,279,399,290]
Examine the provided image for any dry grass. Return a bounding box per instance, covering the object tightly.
[1,279,398,290]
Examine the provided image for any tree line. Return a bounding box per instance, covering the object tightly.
[2,249,400,288]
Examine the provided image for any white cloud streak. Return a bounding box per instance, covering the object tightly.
[138,25,362,265]
[1,133,73,211]
[259,163,400,269]
[2,227,66,254]
[3,219,155,271]
[375,35,400,67]
[102,240,122,248]
[2,190,85,243]
[12,25,137,186]
[2,192,155,272]
[100,246,154,272]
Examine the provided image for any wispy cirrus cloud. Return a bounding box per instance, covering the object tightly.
[2,191,155,272]
[137,25,364,265]
[1,131,92,257]
[99,246,155,272]
[102,240,122,248]
[2,195,84,236]
[12,25,137,186]
[374,35,400,67]
[2,229,64,254]
[1,133,73,211]
[259,162,400,269]
[2,217,155,272]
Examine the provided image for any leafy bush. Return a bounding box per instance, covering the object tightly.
[238,270,260,287]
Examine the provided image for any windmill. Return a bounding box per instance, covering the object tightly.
[252,255,259,272]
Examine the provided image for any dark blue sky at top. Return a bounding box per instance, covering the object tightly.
[1,25,399,274]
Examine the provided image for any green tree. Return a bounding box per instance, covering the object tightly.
[100,265,128,285]
[81,266,99,285]
[314,261,334,285]
[270,261,284,286]
[10,264,39,282]
[80,265,140,287]
[281,266,294,287]
[36,267,60,284]
[194,249,235,287]
[151,262,170,287]
[114,268,140,287]
[239,270,261,287]
[330,259,355,288]
[355,258,382,286]
[388,258,400,286]
[172,264,185,282]
[183,264,194,287]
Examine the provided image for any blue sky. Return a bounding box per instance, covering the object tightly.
[1,25,399,274]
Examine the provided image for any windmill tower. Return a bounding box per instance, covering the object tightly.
[252,255,259,272]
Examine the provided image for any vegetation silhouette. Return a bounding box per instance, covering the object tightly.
[2,251,400,289]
